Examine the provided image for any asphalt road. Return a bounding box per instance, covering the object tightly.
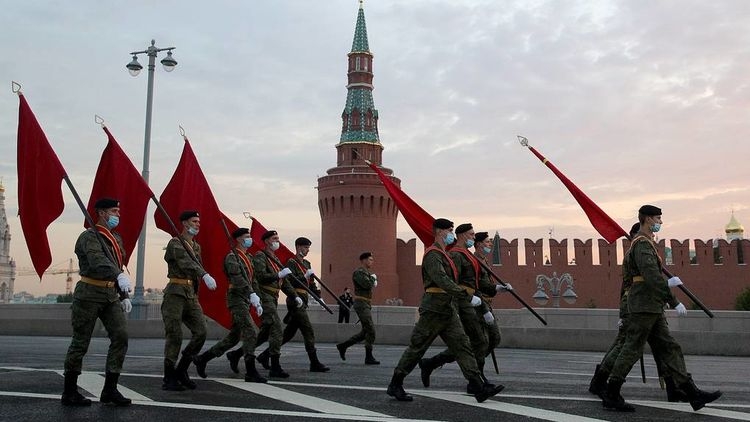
[0,336,748,421]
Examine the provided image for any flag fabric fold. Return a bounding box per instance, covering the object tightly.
[16,93,67,278]
[365,161,434,247]
[524,145,627,243]
[87,126,154,264]
[155,138,234,329]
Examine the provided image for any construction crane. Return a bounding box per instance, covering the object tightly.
[16,258,79,295]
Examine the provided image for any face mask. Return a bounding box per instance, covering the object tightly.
[271,241,280,251]
[650,223,661,233]
[242,238,253,248]
[187,227,199,236]
[465,239,475,248]
[482,246,492,254]
[106,215,119,229]
[444,232,456,245]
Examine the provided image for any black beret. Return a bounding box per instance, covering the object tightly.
[295,237,312,246]
[94,198,119,209]
[261,230,278,241]
[638,205,662,216]
[629,223,641,237]
[433,218,454,230]
[474,232,489,243]
[455,223,473,234]
[359,252,373,261]
[179,210,199,221]
[232,227,250,239]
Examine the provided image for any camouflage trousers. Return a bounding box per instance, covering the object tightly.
[600,315,675,377]
[394,308,482,384]
[429,305,491,370]
[343,300,375,348]
[161,293,207,364]
[64,298,128,374]
[609,313,688,385]
[282,300,317,352]
[483,307,501,352]
[207,297,258,358]
[256,292,283,355]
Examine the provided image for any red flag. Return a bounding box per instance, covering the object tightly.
[16,93,67,278]
[366,161,435,247]
[524,144,627,243]
[155,138,233,329]
[86,126,153,264]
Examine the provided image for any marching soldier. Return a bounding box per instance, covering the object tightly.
[472,232,507,362]
[257,237,330,372]
[419,224,511,392]
[602,205,722,412]
[62,198,132,407]
[336,252,379,365]
[192,227,266,383]
[253,230,303,378]
[161,210,217,391]
[386,218,504,403]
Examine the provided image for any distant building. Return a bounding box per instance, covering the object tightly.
[0,180,16,304]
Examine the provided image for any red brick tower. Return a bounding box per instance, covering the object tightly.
[317,2,401,304]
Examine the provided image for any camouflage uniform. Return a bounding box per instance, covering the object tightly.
[253,251,296,356]
[64,227,128,375]
[278,257,320,352]
[162,236,207,365]
[475,252,502,354]
[337,267,377,354]
[392,243,484,384]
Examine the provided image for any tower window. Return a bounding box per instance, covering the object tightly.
[352,148,358,161]
[356,56,361,71]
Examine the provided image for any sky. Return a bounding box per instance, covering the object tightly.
[1,0,748,296]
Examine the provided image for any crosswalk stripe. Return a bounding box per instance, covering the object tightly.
[217,378,389,417]
[632,400,750,421]
[56,370,153,402]
[414,390,609,422]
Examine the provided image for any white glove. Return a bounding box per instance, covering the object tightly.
[305,269,315,278]
[617,318,623,328]
[371,274,378,287]
[116,273,131,292]
[470,295,482,307]
[667,276,683,288]
[496,283,513,293]
[202,273,217,290]
[278,268,292,278]
[120,298,132,313]
[295,296,304,307]
[674,303,687,316]
[254,303,263,316]
[249,293,261,307]
[483,311,495,324]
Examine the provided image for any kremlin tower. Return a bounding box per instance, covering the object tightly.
[317,2,401,303]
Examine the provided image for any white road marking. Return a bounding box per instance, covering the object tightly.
[631,400,750,421]
[59,371,153,402]
[536,370,660,380]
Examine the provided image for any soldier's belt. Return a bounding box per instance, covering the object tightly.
[228,283,247,290]
[425,287,447,294]
[459,285,477,295]
[354,295,372,302]
[632,276,645,283]
[168,278,193,286]
[261,285,280,293]
[80,276,115,288]
[294,288,309,295]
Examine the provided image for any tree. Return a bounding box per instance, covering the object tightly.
[735,287,750,311]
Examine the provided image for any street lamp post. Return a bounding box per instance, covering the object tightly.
[126,40,177,317]
[533,272,577,308]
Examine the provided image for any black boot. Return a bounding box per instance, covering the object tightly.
[418,356,440,387]
[244,356,267,383]
[61,372,92,406]
[588,364,609,399]
[269,354,290,378]
[257,349,271,370]
[175,354,197,390]
[365,347,380,365]
[680,378,722,411]
[162,360,185,391]
[308,349,330,372]
[193,352,213,379]
[336,339,353,361]
[387,372,414,402]
[471,379,505,403]
[100,372,132,406]
[602,379,635,412]
[664,376,688,403]
[227,349,243,374]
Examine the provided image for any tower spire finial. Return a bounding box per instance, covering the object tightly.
[359,0,364,10]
